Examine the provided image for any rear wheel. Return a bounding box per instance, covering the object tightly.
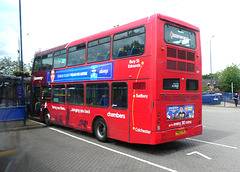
[94,118,108,142]
[44,110,51,126]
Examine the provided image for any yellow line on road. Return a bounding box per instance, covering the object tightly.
[0,148,19,157]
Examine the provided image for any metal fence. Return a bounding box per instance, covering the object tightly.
[222,93,239,100]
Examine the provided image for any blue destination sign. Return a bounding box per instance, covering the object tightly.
[47,62,113,83]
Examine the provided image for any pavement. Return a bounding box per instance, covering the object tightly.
[0,119,46,133]
[207,101,240,108]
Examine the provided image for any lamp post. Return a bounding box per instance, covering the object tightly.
[19,0,26,126]
[210,35,214,93]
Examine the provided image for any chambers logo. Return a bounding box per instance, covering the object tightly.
[107,112,125,119]
[170,31,190,41]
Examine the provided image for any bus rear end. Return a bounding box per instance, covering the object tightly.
[152,14,202,144]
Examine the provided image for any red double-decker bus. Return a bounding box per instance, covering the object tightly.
[31,13,202,144]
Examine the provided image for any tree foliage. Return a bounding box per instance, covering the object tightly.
[202,71,222,79]
[219,64,240,92]
[0,56,32,76]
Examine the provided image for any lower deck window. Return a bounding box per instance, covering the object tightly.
[42,85,51,102]
[86,83,109,107]
[111,82,128,108]
[52,85,65,104]
[67,84,84,105]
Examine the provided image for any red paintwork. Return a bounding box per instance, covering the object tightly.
[31,13,202,145]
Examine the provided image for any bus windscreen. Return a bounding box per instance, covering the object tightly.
[164,24,196,49]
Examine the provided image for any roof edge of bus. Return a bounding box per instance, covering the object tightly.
[35,43,68,57]
[157,13,200,32]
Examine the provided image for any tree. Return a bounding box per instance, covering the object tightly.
[202,71,222,79]
[219,64,240,92]
[0,56,19,75]
[0,56,32,76]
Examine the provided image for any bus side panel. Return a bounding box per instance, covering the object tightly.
[68,105,92,131]
[47,103,67,126]
[128,90,152,144]
[103,109,130,143]
[114,56,151,80]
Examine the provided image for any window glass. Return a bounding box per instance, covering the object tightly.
[52,85,65,104]
[42,53,53,71]
[87,36,111,63]
[42,85,51,102]
[163,79,180,90]
[164,24,196,49]
[186,79,198,91]
[67,84,84,105]
[113,26,145,59]
[33,56,41,73]
[111,82,127,109]
[86,83,109,107]
[68,44,86,66]
[54,49,67,68]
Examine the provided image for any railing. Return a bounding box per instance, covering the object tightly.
[0,106,25,122]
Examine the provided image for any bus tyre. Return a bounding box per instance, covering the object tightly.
[44,110,51,126]
[94,118,108,142]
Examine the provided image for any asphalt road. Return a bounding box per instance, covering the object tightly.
[1,105,240,172]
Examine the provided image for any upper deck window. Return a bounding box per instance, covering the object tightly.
[68,43,86,66]
[164,24,196,49]
[54,49,67,69]
[113,26,145,59]
[33,56,41,73]
[87,36,111,63]
[42,53,53,71]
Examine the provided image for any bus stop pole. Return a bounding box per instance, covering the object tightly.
[19,0,26,126]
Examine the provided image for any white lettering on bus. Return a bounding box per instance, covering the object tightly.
[70,108,90,114]
[107,112,125,119]
[33,76,43,81]
[128,64,141,68]
[170,31,190,41]
[52,105,66,111]
[128,59,141,68]
[168,120,192,127]
[99,69,109,75]
[136,94,148,99]
[135,128,151,134]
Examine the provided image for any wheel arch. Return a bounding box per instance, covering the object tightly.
[92,115,108,135]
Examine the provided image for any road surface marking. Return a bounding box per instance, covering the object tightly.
[187,151,212,160]
[0,148,19,157]
[49,127,177,172]
[186,138,237,149]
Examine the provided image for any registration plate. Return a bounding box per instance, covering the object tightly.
[175,129,186,135]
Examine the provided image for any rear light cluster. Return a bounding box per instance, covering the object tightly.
[198,108,201,124]
[157,112,161,131]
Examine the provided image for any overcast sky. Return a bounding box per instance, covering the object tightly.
[0,0,239,74]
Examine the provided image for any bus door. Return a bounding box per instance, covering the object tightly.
[41,85,52,120]
[32,86,40,118]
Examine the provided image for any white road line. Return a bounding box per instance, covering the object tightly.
[49,127,177,172]
[187,151,212,160]
[186,138,237,149]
